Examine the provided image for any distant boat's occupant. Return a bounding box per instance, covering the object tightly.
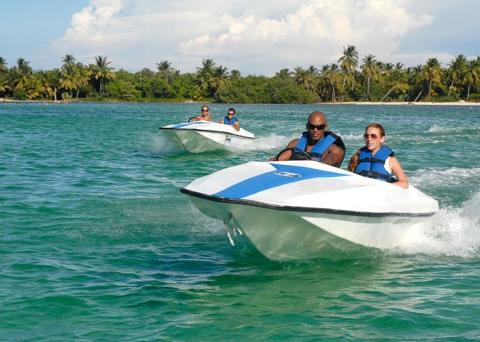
[190,105,212,122]
[219,107,240,131]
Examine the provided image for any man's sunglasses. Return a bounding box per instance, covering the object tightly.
[228,112,235,116]
[306,123,326,130]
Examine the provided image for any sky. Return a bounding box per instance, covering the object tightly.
[1,0,479,75]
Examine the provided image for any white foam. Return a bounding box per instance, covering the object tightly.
[428,125,450,133]
[395,192,480,258]
[411,167,480,188]
[427,125,480,134]
[338,133,362,142]
[234,133,292,152]
[150,134,178,153]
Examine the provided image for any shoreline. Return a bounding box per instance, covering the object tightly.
[1,97,479,106]
[325,101,480,106]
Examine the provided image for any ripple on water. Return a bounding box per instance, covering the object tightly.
[1,103,480,340]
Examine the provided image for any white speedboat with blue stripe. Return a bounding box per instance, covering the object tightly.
[160,121,255,153]
[181,161,439,261]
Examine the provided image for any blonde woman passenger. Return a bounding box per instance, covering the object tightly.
[348,123,409,189]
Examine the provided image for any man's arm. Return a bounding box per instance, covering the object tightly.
[272,139,298,161]
[322,144,345,168]
[347,150,360,172]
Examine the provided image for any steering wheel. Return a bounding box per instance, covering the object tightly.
[187,116,197,122]
[274,148,312,161]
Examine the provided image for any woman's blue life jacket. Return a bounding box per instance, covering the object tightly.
[354,145,395,182]
[223,116,238,125]
[293,131,339,161]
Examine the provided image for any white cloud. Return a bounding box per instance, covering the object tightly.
[51,0,434,74]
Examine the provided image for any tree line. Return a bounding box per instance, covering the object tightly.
[1,46,479,103]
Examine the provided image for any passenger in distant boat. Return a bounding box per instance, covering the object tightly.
[219,107,240,131]
[191,105,212,121]
[272,111,346,167]
[348,123,409,188]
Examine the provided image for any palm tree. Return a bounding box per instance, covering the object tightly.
[62,54,76,66]
[464,58,480,100]
[361,55,379,101]
[230,69,241,80]
[38,69,62,101]
[60,55,90,98]
[60,57,78,97]
[275,68,291,80]
[211,65,229,101]
[380,64,409,101]
[196,58,216,98]
[156,60,177,83]
[91,56,115,94]
[10,58,33,92]
[323,64,341,102]
[293,66,316,95]
[446,55,467,97]
[0,57,7,73]
[377,62,394,86]
[0,57,8,96]
[338,45,359,93]
[0,76,8,95]
[421,58,443,99]
[307,65,319,75]
[74,63,91,99]
[406,65,424,101]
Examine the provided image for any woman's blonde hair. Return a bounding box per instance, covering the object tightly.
[365,122,385,137]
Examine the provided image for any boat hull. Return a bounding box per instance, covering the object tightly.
[181,160,438,261]
[160,122,255,153]
[186,191,434,261]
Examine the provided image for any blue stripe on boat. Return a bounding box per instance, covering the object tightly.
[213,163,347,199]
[171,122,210,129]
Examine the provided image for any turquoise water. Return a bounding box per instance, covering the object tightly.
[1,102,480,340]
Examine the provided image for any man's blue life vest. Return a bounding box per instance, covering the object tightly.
[354,145,395,182]
[223,116,238,125]
[293,131,338,161]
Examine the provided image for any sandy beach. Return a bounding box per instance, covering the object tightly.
[328,101,480,106]
[1,97,479,106]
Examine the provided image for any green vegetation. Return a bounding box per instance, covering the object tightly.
[1,46,479,103]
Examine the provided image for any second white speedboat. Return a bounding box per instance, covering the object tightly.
[160,121,255,153]
[181,161,439,261]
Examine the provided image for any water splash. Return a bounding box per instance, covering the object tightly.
[234,133,291,152]
[411,167,480,189]
[428,124,480,134]
[337,132,362,143]
[396,192,480,258]
[428,125,453,133]
[149,134,178,153]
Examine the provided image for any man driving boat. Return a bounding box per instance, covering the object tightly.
[273,111,345,168]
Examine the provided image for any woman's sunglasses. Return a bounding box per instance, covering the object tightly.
[363,133,379,139]
[306,123,326,130]
[201,109,209,112]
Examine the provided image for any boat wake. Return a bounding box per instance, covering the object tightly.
[411,166,480,189]
[150,134,178,153]
[233,133,291,152]
[394,191,480,258]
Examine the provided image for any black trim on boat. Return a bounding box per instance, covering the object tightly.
[180,188,437,218]
[159,127,255,140]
